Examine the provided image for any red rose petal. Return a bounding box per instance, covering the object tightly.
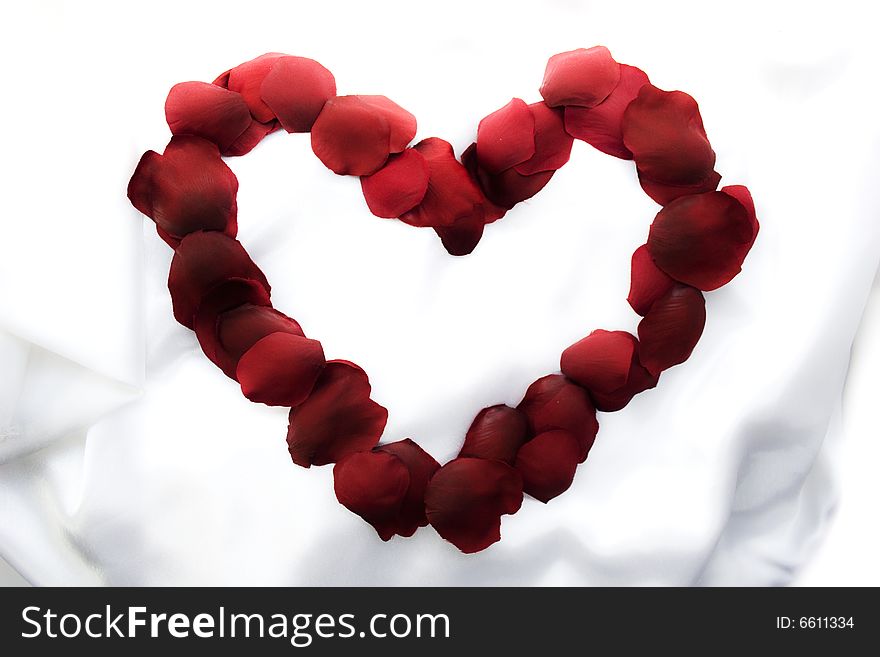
[637,285,706,375]
[721,184,760,246]
[311,96,392,176]
[167,231,269,329]
[539,46,621,108]
[236,333,325,407]
[287,360,388,468]
[212,305,305,379]
[627,244,675,316]
[165,82,252,152]
[459,405,530,464]
[464,142,555,209]
[517,374,598,462]
[333,450,410,542]
[637,169,721,206]
[460,144,510,223]
[588,354,659,412]
[622,85,717,191]
[128,136,238,242]
[514,430,581,503]
[357,95,417,153]
[433,208,487,256]
[360,148,430,218]
[564,64,650,159]
[476,98,536,174]
[377,439,441,538]
[560,329,637,394]
[425,458,523,554]
[223,118,280,157]
[513,102,573,175]
[260,56,336,133]
[399,138,484,227]
[647,191,756,290]
[226,53,287,123]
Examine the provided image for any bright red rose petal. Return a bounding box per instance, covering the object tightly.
[287,360,388,468]
[226,53,286,122]
[167,231,269,329]
[377,439,441,538]
[425,458,523,554]
[212,305,305,379]
[333,450,410,541]
[128,136,238,242]
[517,374,598,462]
[357,95,417,153]
[476,98,536,174]
[223,118,279,157]
[647,191,756,290]
[360,149,430,218]
[637,285,706,375]
[399,138,484,227]
[628,244,675,316]
[514,103,573,175]
[236,333,325,407]
[165,82,252,152]
[311,96,392,176]
[260,56,336,133]
[514,430,581,503]
[564,64,650,159]
[560,329,637,394]
[459,405,530,464]
[540,46,621,108]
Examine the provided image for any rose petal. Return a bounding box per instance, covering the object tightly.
[513,102,573,175]
[476,98,536,174]
[357,95,417,153]
[433,205,486,256]
[647,191,756,290]
[514,430,581,503]
[260,55,336,133]
[311,96,392,176]
[460,144,509,223]
[377,439,441,537]
[425,458,523,554]
[223,118,280,157]
[235,333,325,407]
[212,305,305,379]
[165,82,252,152]
[458,405,530,464]
[560,329,637,394]
[637,285,706,375]
[721,184,760,246]
[333,450,410,542]
[539,46,621,108]
[627,244,675,316]
[287,360,388,467]
[226,53,287,122]
[399,138,484,227]
[128,136,238,242]
[360,148,430,218]
[464,141,555,209]
[167,231,269,329]
[517,374,598,462]
[564,64,650,159]
[588,356,659,412]
[637,169,721,206]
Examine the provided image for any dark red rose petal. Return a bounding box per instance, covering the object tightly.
[236,333,325,407]
[564,64,650,159]
[637,285,706,375]
[464,142,555,209]
[287,360,388,468]
[622,85,717,189]
[223,118,280,157]
[360,148,430,218]
[167,231,269,329]
[165,82,252,152]
[628,244,675,316]
[192,277,272,367]
[260,56,336,133]
[460,144,509,223]
[433,205,486,256]
[377,439,441,538]
[513,102,573,175]
[647,191,756,290]
[637,169,721,206]
[399,138,484,228]
[357,95,417,153]
[211,305,305,379]
[226,53,286,123]
[560,330,637,394]
[588,352,659,412]
[476,98,536,174]
[333,450,410,541]
[425,458,523,554]
[721,185,760,246]
[311,96,392,176]
[539,46,621,108]
[514,430,581,503]
[459,405,530,464]
[517,374,598,462]
[128,136,238,242]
